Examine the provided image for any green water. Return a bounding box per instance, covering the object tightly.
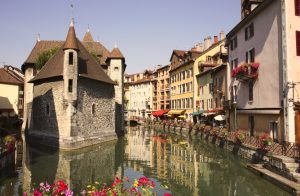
[0,126,291,195]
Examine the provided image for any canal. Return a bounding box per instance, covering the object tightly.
[0,126,291,195]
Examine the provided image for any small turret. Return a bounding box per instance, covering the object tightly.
[63,19,78,103]
[106,45,126,135]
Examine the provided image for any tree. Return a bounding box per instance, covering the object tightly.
[35,48,59,70]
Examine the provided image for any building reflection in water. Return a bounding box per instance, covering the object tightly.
[0,126,289,195]
[22,139,120,194]
[124,126,288,196]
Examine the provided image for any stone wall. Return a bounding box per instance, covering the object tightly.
[74,78,116,140]
[31,79,65,138]
[109,59,124,135]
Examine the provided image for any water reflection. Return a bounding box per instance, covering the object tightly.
[0,126,291,196]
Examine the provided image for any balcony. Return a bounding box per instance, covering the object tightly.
[160,97,165,101]
[232,62,259,82]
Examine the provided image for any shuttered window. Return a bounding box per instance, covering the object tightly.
[296,31,300,56]
[295,0,300,16]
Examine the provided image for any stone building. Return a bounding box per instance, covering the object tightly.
[21,21,126,149]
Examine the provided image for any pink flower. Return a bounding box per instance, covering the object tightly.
[164,193,172,196]
[22,193,27,196]
[65,189,73,196]
[33,189,42,196]
[252,63,260,70]
[81,190,87,195]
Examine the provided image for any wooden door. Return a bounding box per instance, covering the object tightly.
[295,111,300,144]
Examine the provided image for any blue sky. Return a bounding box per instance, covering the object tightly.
[0,0,240,74]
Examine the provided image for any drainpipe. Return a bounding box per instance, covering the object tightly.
[281,0,288,142]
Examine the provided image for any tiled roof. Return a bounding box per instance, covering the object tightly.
[22,40,111,70]
[63,24,78,50]
[109,47,124,59]
[29,26,115,85]
[170,59,194,72]
[83,31,94,42]
[0,68,23,85]
[24,41,64,64]
[130,77,152,85]
[174,50,187,57]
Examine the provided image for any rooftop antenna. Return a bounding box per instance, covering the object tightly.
[70,3,76,25]
[37,33,40,42]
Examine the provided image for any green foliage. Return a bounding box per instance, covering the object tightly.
[89,51,99,63]
[35,47,59,70]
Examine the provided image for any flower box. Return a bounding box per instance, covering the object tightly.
[231,62,259,82]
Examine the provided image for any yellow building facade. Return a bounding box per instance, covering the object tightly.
[193,36,226,113]
[170,59,195,118]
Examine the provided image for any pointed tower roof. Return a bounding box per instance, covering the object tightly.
[83,27,94,42]
[109,47,124,59]
[63,19,79,50]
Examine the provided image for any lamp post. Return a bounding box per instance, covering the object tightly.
[233,85,237,132]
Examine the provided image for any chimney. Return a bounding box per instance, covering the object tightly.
[214,36,218,44]
[196,43,203,52]
[203,38,208,51]
[219,31,225,40]
[207,36,212,48]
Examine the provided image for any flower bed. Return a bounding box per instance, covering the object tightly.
[23,176,172,196]
[231,62,259,81]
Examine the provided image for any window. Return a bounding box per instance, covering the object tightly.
[296,31,300,56]
[46,103,50,116]
[245,23,254,40]
[249,116,255,136]
[182,71,186,80]
[270,121,278,141]
[230,36,237,51]
[114,67,119,70]
[68,79,73,93]
[249,81,253,101]
[295,0,300,16]
[91,104,96,115]
[190,98,193,108]
[246,48,255,63]
[234,58,238,68]
[69,52,74,65]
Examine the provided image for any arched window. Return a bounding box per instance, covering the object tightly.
[91,104,96,115]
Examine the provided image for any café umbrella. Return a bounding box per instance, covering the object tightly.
[214,115,226,121]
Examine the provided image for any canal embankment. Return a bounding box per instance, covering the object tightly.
[142,120,300,195]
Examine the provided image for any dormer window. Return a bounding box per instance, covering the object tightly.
[69,52,74,65]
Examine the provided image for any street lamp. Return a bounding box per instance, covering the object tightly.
[233,84,237,132]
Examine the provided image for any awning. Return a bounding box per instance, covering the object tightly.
[191,110,204,116]
[214,115,226,121]
[168,110,186,115]
[152,110,169,117]
[178,115,186,119]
